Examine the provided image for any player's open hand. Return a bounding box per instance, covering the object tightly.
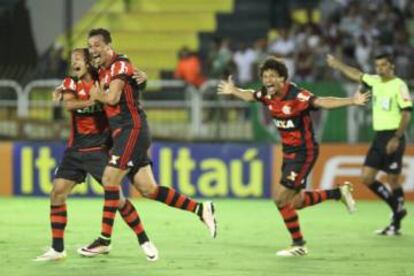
[132,69,147,85]
[52,85,63,102]
[217,75,235,95]
[89,82,101,101]
[326,54,340,69]
[352,89,370,106]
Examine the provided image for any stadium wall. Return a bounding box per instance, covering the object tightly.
[0,141,413,200]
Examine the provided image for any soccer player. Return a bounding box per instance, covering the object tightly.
[327,53,412,235]
[34,48,158,262]
[217,57,369,256]
[78,28,217,257]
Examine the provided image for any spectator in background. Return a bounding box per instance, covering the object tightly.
[268,28,296,78]
[208,38,235,79]
[355,35,372,72]
[174,46,206,87]
[251,39,268,82]
[233,42,257,85]
[45,42,68,78]
[294,43,315,82]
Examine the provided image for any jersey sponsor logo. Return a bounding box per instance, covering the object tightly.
[273,119,295,129]
[297,92,311,102]
[76,104,103,114]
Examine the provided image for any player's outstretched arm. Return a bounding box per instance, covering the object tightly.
[132,68,147,85]
[326,54,363,82]
[90,80,124,105]
[217,75,255,102]
[313,89,370,109]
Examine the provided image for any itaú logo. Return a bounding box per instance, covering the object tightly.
[273,119,295,129]
[319,156,414,191]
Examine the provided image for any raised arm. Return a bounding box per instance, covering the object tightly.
[313,89,370,109]
[217,75,255,102]
[326,54,363,82]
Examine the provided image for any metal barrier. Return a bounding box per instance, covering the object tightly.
[0,78,254,141]
[199,80,252,140]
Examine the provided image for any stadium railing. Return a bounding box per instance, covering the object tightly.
[0,79,252,141]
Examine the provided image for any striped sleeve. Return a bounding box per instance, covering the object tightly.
[110,60,134,81]
[61,77,76,92]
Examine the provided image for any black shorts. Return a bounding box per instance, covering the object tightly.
[280,149,319,191]
[364,130,406,174]
[54,148,108,184]
[109,120,152,179]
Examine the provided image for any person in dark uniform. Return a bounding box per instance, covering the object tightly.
[218,56,369,256]
[327,53,412,235]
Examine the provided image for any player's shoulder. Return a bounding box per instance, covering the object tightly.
[109,54,134,76]
[288,82,313,100]
[362,74,381,82]
[393,77,408,86]
[62,76,78,91]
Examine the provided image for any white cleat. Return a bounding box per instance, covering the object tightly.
[339,181,356,214]
[140,241,159,262]
[276,246,308,257]
[77,238,111,257]
[201,201,217,238]
[34,247,66,262]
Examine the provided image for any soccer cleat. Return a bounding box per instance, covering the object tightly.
[375,209,407,236]
[77,238,111,257]
[34,247,66,262]
[276,246,308,257]
[338,181,356,214]
[375,224,401,236]
[200,201,217,238]
[140,241,159,262]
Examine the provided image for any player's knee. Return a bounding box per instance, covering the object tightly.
[50,187,67,204]
[138,183,157,198]
[118,198,126,209]
[291,196,304,209]
[101,173,115,186]
[361,174,374,186]
[273,195,288,208]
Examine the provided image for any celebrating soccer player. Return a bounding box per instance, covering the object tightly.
[327,53,412,235]
[217,57,369,256]
[34,48,158,262]
[78,28,217,257]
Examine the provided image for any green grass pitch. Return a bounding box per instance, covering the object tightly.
[0,197,413,276]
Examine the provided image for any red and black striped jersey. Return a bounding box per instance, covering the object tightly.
[98,53,145,132]
[254,82,318,153]
[61,77,111,150]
